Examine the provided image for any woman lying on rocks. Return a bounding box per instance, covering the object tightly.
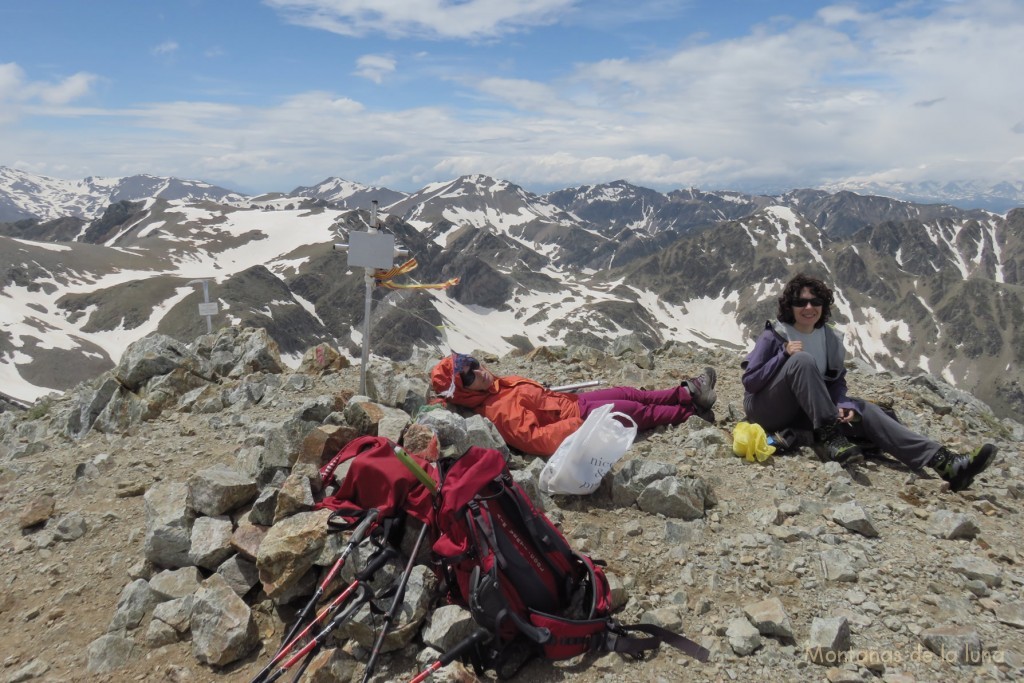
[741,272,996,491]
[429,352,717,457]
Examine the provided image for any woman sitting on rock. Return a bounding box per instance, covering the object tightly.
[430,352,717,457]
[741,272,996,491]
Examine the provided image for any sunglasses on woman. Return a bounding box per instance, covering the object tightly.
[791,297,824,308]
[459,359,480,386]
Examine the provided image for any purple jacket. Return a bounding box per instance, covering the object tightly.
[741,320,857,412]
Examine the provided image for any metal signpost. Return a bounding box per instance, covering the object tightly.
[335,201,406,395]
[188,278,218,334]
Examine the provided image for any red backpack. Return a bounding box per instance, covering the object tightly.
[316,437,708,678]
[431,445,709,677]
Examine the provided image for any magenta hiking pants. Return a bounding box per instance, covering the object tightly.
[575,385,695,431]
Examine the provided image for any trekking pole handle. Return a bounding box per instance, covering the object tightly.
[361,524,430,683]
[355,545,397,581]
[406,629,490,683]
[324,508,380,585]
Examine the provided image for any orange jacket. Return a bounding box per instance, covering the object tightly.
[430,357,582,457]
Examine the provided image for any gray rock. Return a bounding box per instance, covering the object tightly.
[377,405,413,442]
[92,385,161,435]
[273,471,315,522]
[511,463,546,513]
[65,376,121,438]
[189,515,235,570]
[190,574,259,666]
[611,459,676,506]
[256,509,333,598]
[416,410,470,457]
[295,394,344,423]
[831,502,878,537]
[636,476,712,520]
[421,604,477,652]
[464,414,509,455]
[819,549,861,583]
[919,625,984,665]
[207,327,284,378]
[188,466,258,517]
[149,567,203,600]
[806,616,851,665]
[928,510,980,540]
[995,603,1024,629]
[143,481,195,568]
[6,658,50,682]
[144,617,180,648]
[114,334,203,391]
[951,555,1003,587]
[639,606,684,631]
[248,487,279,526]
[86,634,135,675]
[727,617,762,656]
[743,597,795,641]
[107,578,159,633]
[393,376,429,416]
[217,556,261,597]
[258,417,321,481]
[606,571,628,611]
[53,511,89,541]
[152,595,195,633]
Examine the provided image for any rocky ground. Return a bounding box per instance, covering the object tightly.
[1,330,1022,683]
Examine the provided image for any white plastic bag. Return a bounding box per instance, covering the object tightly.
[538,403,638,495]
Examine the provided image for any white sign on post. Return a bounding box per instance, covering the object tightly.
[198,302,219,316]
[347,231,396,268]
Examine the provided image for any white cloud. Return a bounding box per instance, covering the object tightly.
[2,1,1022,194]
[353,54,397,84]
[153,41,180,55]
[0,63,27,99]
[0,63,98,114]
[265,0,574,39]
[35,72,98,105]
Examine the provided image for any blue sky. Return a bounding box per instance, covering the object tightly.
[1,0,1022,195]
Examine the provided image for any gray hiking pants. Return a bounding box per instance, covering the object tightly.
[744,352,941,470]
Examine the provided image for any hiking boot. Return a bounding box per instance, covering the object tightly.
[812,421,863,464]
[930,444,997,492]
[684,367,717,411]
[694,406,716,424]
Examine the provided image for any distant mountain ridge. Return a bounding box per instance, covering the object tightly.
[820,179,1024,213]
[0,166,1021,423]
[0,166,244,222]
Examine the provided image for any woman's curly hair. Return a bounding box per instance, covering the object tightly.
[776,273,835,328]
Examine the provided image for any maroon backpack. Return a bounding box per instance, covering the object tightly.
[316,435,437,525]
[431,446,709,677]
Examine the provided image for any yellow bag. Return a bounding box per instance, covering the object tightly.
[732,422,776,462]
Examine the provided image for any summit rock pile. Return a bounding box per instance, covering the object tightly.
[0,327,1022,683]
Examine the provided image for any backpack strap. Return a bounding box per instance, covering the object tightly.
[605,621,710,662]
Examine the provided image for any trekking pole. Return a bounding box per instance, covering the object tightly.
[251,545,396,683]
[548,379,603,392]
[261,583,374,683]
[360,522,431,683]
[406,629,491,683]
[281,509,380,649]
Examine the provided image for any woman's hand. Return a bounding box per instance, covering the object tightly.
[838,407,856,423]
[784,341,803,356]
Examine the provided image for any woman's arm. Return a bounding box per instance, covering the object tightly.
[493,410,583,457]
[483,381,584,457]
[741,330,788,394]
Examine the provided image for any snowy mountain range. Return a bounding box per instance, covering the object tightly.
[1,166,1021,421]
